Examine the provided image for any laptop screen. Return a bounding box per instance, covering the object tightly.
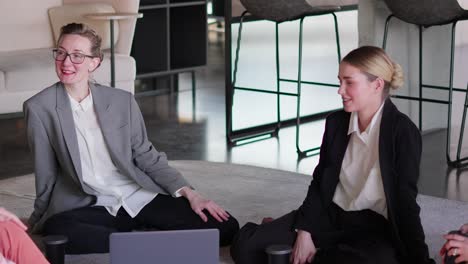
[110,229,219,264]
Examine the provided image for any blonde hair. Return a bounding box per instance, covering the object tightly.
[342,46,404,93]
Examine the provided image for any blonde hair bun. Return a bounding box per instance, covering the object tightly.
[390,62,404,90]
[342,46,405,94]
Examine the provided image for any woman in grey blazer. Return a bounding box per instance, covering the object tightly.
[23,23,239,254]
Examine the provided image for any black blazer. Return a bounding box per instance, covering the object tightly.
[294,99,434,264]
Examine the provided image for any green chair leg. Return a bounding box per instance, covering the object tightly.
[228,11,280,146]
[295,13,341,158]
[229,11,343,153]
[275,22,281,134]
[383,15,468,167]
[456,83,468,163]
[446,21,457,165]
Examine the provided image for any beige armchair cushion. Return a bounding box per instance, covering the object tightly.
[0,47,136,113]
[0,0,59,52]
[48,3,119,49]
[0,48,135,92]
[64,0,140,55]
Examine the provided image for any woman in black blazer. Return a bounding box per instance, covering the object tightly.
[230,46,435,264]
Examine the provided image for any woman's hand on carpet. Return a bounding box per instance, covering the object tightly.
[440,233,468,263]
[291,230,316,264]
[0,207,27,230]
[179,187,230,222]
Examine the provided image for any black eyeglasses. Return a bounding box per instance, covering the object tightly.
[52,49,95,64]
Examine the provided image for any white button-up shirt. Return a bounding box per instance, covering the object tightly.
[68,91,157,217]
[332,102,388,218]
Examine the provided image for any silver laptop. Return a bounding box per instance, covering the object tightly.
[110,229,219,264]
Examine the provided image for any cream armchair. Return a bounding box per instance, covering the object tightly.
[0,0,140,114]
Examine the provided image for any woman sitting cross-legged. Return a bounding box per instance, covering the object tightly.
[23,23,239,254]
[230,46,435,264]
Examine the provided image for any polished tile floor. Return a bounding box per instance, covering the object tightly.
[0,11,467,203]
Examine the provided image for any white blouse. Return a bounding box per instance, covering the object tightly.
[332,102,388,218]
[68,91,157,217]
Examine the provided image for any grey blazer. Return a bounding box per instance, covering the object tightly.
[24,82,190,233]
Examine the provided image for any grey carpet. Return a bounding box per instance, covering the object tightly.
[1,160,467,263]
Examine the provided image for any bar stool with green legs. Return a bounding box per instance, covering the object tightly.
[381,0,468,167]
[230,0,347,157]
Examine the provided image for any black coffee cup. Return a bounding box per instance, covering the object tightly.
[265,244,292,264]
[43,235,68,264]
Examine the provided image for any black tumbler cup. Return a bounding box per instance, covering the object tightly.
[266,244,292,264]
[43,235,68,264]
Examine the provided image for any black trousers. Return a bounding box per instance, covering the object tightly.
[43,194,239,254]
[230,203,399,264]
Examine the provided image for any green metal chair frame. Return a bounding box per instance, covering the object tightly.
[457,82,468,167]
[383,15,468,167]
[230,10,341,158]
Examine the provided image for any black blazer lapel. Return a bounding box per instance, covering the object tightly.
[379,99,418,259]
[322,112,351,207]
[334,113,351,170]
[379,99,397,217]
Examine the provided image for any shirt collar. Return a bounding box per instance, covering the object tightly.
[67,89,93,112]
[347,101,385,136]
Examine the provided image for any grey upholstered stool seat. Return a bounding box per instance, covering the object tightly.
[382,0,468,167]
[240,0,341,22]
[385,0,468,27]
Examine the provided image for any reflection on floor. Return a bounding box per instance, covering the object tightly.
[0,11,467,204]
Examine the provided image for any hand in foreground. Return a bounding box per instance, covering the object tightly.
[291,230,317,264]
[179,187,230,223]
[440,232,468,264]
[460,223,468,234]
[0,207,27,230]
